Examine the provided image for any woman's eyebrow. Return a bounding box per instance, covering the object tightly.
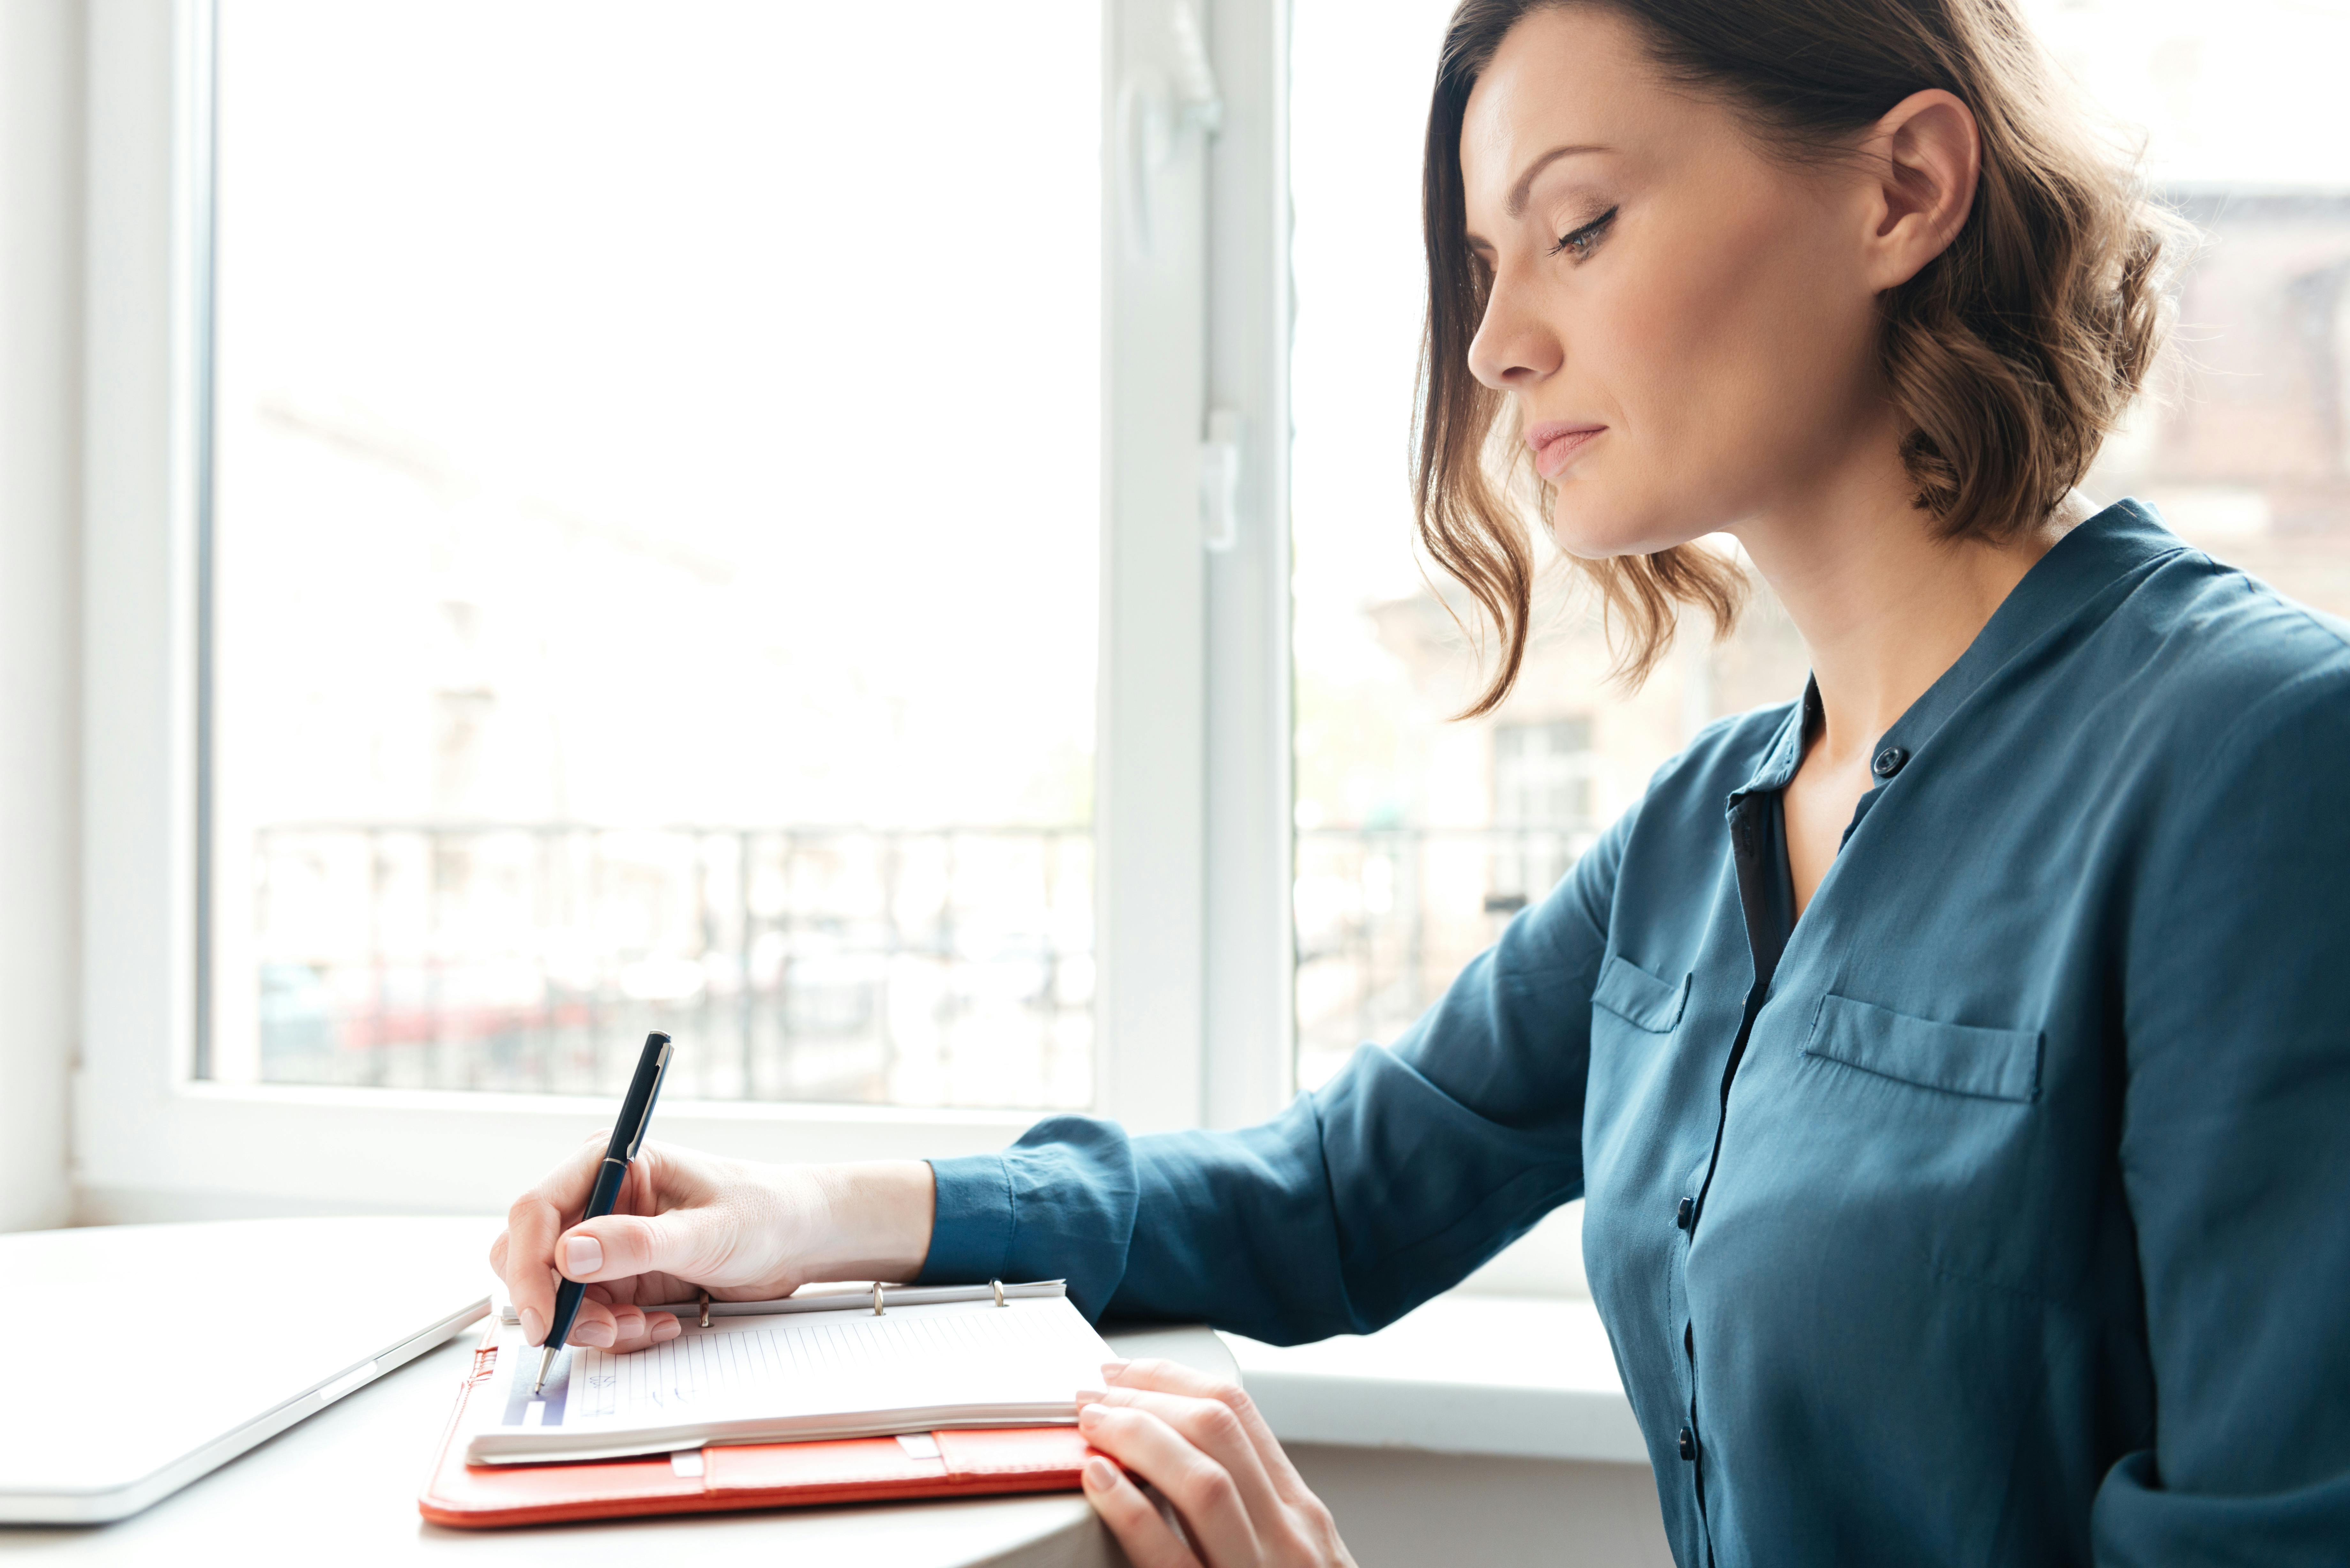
[1506,144,1612,218]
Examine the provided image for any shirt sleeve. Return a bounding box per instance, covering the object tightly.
[2091,662,2350,1563]
[916,805,1626,1342]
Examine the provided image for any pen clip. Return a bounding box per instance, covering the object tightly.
[623,1038,673,1161]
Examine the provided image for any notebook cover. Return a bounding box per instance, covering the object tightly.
[419,1336,1096,1528]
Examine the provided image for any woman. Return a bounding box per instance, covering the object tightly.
[493,3,2350,1563]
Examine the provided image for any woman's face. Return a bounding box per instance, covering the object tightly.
[1461,6,1892,559]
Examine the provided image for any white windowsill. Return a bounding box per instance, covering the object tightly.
[1218,1292,1648,1466]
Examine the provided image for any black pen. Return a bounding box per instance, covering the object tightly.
[535,1031,675,1395]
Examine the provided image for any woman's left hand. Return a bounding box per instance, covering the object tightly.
[1076,1358,1357,1568]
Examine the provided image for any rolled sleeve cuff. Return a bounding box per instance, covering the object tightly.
[915,1153,1015,1285]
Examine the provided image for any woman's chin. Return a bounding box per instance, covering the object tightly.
[1548,509,1696,562]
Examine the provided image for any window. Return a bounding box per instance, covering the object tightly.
[1288,0,2350,1093]
[1489,717,1594,916]
[82,0,1268,1215]
[1493,719,1595,833]
[203,0,1103,1111]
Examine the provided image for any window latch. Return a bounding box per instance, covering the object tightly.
[1201,408,1244,553]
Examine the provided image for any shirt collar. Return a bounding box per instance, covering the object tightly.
[1730,681,1819,806]
[1728,497,2186,806]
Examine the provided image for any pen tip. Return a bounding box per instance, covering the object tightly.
[532,1345,557,1395]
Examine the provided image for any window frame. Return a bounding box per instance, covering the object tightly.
[77,0,1293,1218]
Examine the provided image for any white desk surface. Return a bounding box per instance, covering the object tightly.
[0,1217,1232,1566]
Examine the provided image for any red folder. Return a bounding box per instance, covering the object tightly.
[420,1332,1095,1528]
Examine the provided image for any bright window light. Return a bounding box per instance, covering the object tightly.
[206,0,1103,1109]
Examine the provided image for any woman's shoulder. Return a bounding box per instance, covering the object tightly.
[2103,534,2350,765]
[2058,528,2350,863]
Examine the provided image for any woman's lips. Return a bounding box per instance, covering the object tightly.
[1526,421,1606,479]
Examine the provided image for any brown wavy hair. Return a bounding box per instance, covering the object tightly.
[1416,0,2181,711]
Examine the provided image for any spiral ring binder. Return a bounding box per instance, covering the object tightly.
[493,1279,1070,1329]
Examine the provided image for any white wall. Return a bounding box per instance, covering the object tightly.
[1290,1446,1673,1568]
[0,0,84,1234]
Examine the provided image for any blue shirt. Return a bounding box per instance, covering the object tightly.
[918,500,2350,1567]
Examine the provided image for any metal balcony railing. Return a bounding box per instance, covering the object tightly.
[246,823,1095,1108]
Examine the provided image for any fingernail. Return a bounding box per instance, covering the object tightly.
[562,1236,603,1276]
[1077,1402,1104,1426]
[651,1318,681,1343]
[572,1320,615,1347]
[1073,1388,1106,1405]
[520,1308,545,1347]
[1083,1457,1118,1490]
[1101,1359,1131,1380]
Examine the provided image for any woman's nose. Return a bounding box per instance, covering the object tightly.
[1467,269,1564,392]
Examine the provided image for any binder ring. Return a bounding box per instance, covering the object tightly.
[873,1282,887,1316]
[991,1279,1006,1308]
[697,1291,711,1329]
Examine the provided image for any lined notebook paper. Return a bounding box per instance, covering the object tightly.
[468,1291,1114,1465]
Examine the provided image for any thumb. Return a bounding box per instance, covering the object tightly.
[559,1205,734,1288]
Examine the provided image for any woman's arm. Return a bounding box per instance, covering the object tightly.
[920,806,1629,1342]
[493,807,1626,1352]
[2091,665,2350,1564]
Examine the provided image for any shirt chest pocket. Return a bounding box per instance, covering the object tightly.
[1801,993,2041,1102]
[1762,991,2050,1296]
[1592,952,1690,1033]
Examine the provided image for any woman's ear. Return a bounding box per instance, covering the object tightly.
[1858,88,1981,291]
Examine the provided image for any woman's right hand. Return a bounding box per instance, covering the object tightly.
[489,1138,936,1355]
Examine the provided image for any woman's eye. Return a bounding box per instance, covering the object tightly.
[1548,206,1618,262]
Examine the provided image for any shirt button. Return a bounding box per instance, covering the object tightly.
[1674,1197,1694,1230]
[1871,745,1909,779]
[1679,1427,1697,1461]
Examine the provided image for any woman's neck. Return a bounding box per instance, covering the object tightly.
[1730,441,2090,770]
